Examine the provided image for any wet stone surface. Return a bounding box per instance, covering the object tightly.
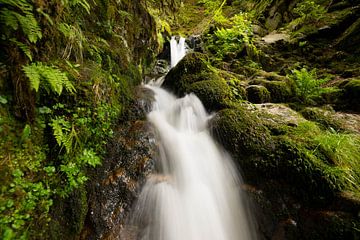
[81,88,157,240]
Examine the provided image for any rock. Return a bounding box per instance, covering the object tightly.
[300,107,344,131]
[187,34,204,52]
[246,85,271,103]
[252,24,268,37]
[162,52,220,95]
[298,210,360,240]
[335,13,360,53]
[186,80,233,111]
[253,103,305,127]
[262,33,290,44]
[150,59,170,77]
[82,119,156,239]
[340,79,360,112]
[249,79,293,103]
[265,12,283,31]
[209,105,273,177]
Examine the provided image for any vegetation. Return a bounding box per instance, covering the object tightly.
[0,0,165,238]
[288,68,338,105]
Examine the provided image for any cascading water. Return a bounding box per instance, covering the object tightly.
[170,36,186,68]
[124,37,258,240]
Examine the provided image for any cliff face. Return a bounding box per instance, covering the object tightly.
[0,0,176,239]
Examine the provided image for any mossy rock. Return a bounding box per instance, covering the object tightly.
[246,85,271,103]
[341,79,360,112]
[162,52,212,95]
[186,80,233,111]
[300,107,343,131]
[48,186,88,239]
[336,17,360,54]
[209,106,273,174]
[249,79,293,103]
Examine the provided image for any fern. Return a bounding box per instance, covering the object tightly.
[50,117,75,154]
[10,38,32,61]
[63,0,91,14]
[22,62,76,95]
[0,0,42,43]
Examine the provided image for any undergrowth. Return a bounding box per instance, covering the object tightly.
[0,0,157,238]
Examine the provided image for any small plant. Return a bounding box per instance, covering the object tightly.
[289,67,336,104]
[206,13,254,59]
[23,62,76,95]
[293,1,326,23]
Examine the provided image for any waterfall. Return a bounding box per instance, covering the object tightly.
[124,38,257,240]
[170,36,186,68]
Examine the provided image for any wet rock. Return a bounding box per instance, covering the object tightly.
[187,34,204,52]
[150,59,170,77]
[246,85,271,103]
[82,120,156,239]
[162,52,219,96]
[186,80,233,111]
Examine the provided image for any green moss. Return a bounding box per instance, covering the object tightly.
[250,79,293,103]
[246,85,271,103]
[210,105,273,170]
[163,52,218,95]
[186,79,233,111]
[300,107,343,131]
[276,121,360,195]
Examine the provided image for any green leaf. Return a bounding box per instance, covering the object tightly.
[21,124,31,142]
[0,95,7,104]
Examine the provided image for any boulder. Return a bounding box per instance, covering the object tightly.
[186,80,233,112]
[246,85,271,103]
[162,52,211,95]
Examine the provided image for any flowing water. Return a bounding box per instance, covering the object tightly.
[170,36,186,68]
[124,37,257,240]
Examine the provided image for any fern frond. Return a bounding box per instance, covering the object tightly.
[70,0,91,14]
[10,38,32,61]
[22,62,76,95]
[23,64,41,91]
[0,0,42,43]
[0,8,19,30]
[15,12,42,43]
[50,117,73,154]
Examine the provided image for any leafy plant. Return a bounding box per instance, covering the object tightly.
[22,62,76,95]
[50,117,79,154]
[0,0,42,43]
[293,0,326,22]
[289,67,335,104]
[58,23,86,62]
[206,13,254,59]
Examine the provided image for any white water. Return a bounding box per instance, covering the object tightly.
[170,36,186,68]
[124,38,257,240]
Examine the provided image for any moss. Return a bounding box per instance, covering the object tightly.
[249,79,293,103]
[48,186,88,239]
[246,85,271,103]
[186,79,233,111]
[210,105,273,173]
[300,107,343,131]
[163,52,220,95]
[211,103,360,200]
